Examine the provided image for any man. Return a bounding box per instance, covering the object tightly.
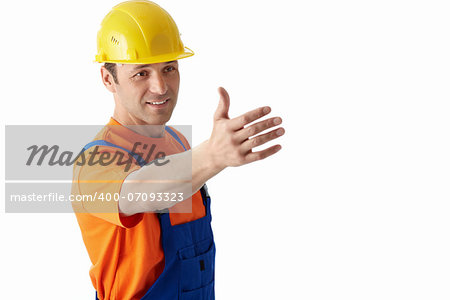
[71,1,284,299]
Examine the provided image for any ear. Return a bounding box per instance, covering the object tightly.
[100,66,117,93]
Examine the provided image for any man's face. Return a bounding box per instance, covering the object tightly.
[106,61,180,125]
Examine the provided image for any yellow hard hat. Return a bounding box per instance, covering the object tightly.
[95,0,194,64]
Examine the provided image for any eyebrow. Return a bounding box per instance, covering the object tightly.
[132,61,177,71]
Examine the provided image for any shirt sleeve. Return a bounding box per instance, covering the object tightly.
[75,154,143,228]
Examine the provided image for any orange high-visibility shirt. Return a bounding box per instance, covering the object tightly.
[71,118,206,300]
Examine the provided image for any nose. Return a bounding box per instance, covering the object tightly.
[148,71,168,95]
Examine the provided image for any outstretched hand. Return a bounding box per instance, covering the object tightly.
[206,87,284,171]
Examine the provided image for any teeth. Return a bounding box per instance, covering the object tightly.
[148,99,168,105]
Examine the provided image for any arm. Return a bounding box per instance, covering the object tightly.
[119,87,285,215]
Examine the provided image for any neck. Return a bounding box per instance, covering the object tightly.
[126,124,165,138]
[112,112,165,138]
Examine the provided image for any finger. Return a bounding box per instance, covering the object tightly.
[228,106,271,131]
[235,117,282,143]
[241,127,285,152]
[213,87,230,121]
[244,144,282,163]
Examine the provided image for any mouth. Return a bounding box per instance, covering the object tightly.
[145,98,170,108]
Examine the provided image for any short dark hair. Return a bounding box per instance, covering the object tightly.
[104,63,119,84]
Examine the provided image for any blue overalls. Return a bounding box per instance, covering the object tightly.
[80,126,216,300]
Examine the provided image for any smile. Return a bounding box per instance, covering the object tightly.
[146,99,169,105]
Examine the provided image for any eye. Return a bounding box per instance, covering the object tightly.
[165,66,176,72]
[134,71,148,77]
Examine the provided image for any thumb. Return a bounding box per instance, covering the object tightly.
[214,87,230,121]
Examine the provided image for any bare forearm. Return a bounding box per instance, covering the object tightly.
[191,140,223,192]
[119,140,222,215]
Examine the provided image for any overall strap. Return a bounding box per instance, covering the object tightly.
[81,140,147,167]
[164,126,187,151]
[81,126,187,167]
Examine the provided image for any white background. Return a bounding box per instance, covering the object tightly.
[1,0,450,299]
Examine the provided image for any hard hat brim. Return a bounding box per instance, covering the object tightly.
[94,47,194,64]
